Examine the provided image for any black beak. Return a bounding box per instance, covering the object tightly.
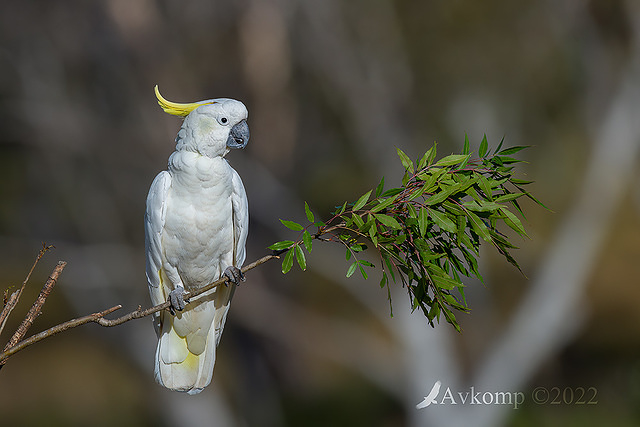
[226,120,250,149]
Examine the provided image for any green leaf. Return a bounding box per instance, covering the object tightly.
[523,191,551,210]
[443,293,468,311]
[383,256,396,282]
[351,243,365,252]
[463,133,470,154]
[431,273,459,290]
[374,213,402,229]
[452,174,479,193]
[500,207,529,238]
[425,143,437,166]
[442,201,465,216]
[459,153,471,170]
[418,150,429,170]
[303,230,313,252]
[479,134,488,158]
[425,184,460,206]
[282,249,294,273]
[426,261,448,277]
[304,202,314,223]
[375,176,385,197]
[478,175,494,200]
[494,192,525,203]
[397,148,414,174]
[402,170,411,187]
[491,231,519,249]
[343,214,355,228]
[456,215,467,242]
[494,136,505,154]
[415,240,443,261]
[407,203,418,219]
[510,197,525,218]
[366,212,377,229]
[394,233,407,244]
[418,207,429,237]
[381,187,403,198]
[407,184,427,201]
[346,261,358,278]
[371,194,399,213]
[463,200,502,212]
[280,219,304,231]
[511,178,534,185]
[379,272,388,289]
[337,201,348,215]
[465,186,483,204]
[435,154,470,167]
[461,246,482,282]
[359,264,369,280]
[428,209,457,233]
[427,301,440,321]
[352,212,365,229]
[295,245,307,270]
[498,145,529,155]
[466,211,492,242]
[495,155,524,164]
[369,222,378,246]
[353,190,372,211]
[418,171,438,191]
[268,240,295,251]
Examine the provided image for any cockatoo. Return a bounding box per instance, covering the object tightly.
[144,85,249,394]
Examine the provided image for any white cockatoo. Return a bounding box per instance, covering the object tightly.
[145,85,249,394]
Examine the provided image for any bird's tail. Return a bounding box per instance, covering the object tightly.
[154,302,218,395]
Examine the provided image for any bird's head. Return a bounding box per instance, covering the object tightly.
[155,85,249,158]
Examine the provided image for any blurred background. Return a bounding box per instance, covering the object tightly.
[1,0,639,426]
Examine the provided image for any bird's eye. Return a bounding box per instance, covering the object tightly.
[218,117,229,125]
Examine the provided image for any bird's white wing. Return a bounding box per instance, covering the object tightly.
[145,171,171,310]
[230,167,248,268]
[209,166,248,348]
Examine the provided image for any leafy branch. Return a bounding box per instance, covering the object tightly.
[270,135,546,331]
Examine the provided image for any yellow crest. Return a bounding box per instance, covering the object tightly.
[154,85,214,117]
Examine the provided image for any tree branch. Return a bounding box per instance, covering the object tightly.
[0,253,279,365]
[2,261,66,353]
[0,244,53,337]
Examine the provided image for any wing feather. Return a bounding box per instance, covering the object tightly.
[145,171,171,310]
[230,167,249,268]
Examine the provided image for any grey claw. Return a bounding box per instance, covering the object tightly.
[168,286,187,315]
[223,266,245,285]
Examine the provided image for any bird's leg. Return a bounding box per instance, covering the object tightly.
[168,285,188,315]
[223,266,246,285]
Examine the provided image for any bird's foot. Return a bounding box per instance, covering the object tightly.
[223,266,246,285]
[168,285,188,315]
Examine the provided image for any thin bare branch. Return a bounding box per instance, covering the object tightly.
[0,304,122,363]
[0,253,279,364]
[1,261,66,367]
[0,244,54,337]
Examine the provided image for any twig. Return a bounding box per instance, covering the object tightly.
[0,253,278,364]
[0,244,53,337]
[0,305,122,363]
[0,261,66,367]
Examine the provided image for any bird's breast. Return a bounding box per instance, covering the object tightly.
[162,152,236,288]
